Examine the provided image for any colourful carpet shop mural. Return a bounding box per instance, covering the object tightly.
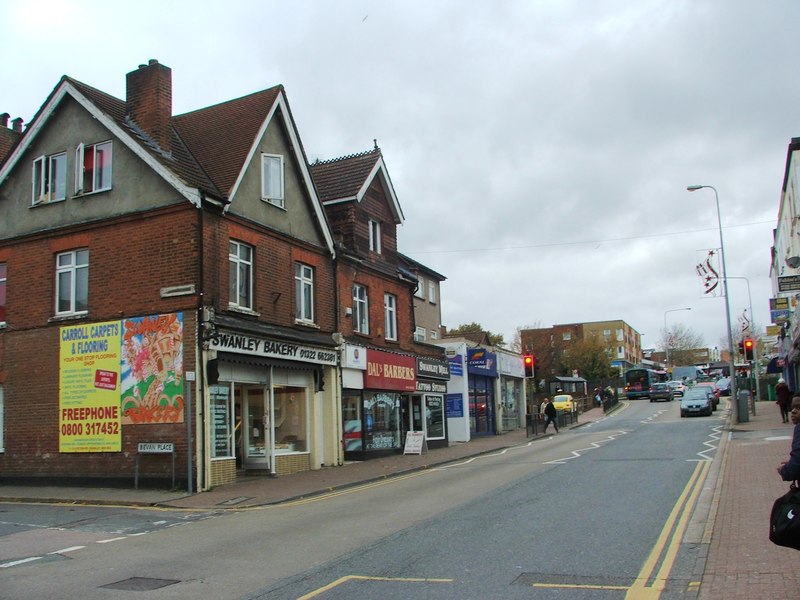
[120,313,184,425]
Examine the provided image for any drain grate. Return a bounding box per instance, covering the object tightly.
[218,496,252,506]
[101,577,180,591]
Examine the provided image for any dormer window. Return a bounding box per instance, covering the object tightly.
[32,152,66,205]
[261,154,284,208]
[369,220,381,253]
[75,141,112,194]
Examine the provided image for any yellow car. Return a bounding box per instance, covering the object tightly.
[552,394,576,412]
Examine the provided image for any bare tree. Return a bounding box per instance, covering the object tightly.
[661,322,704,366]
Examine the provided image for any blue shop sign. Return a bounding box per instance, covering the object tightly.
[446,393,464,417]
[448,354,463,377]
[467,348,498,377]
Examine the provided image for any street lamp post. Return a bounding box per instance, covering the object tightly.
[664,307,692,370]
[687,184,739,421]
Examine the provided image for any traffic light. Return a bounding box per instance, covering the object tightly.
[743,338,754,361]
[523,354,534,378]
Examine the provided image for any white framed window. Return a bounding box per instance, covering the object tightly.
[616,328,624,341]
[229,240,253,309]
[56,249,89,315]
[427,281,437,304]
[295,263,314,323]
[75,141,112,194]
[369,220,381,253]
[0,263,5,325]
[414,326,425,342]
[261,154,284,208]
[32,152,66,205]
[384,293,397,341]
[562,332,571,341]
[415,276,425,298]
[429,329,438,340]
[353,283,369,334]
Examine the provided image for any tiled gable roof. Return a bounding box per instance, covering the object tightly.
[310,147,382,203]
[173,87,282,199]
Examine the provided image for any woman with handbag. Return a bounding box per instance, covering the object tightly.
[771,396,800,549]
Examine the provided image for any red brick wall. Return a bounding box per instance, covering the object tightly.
[0,205,199,482]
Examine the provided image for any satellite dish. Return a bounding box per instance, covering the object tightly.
[786,256,800,269]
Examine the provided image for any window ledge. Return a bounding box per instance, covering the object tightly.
[74,188,112,199]
[49,312,89,323]
[228,304,261,317]
[294,320,320,330]
[261,197,286,210]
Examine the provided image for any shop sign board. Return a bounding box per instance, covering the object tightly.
[416,356,450,380]
[210,332,337,366]
[446,393,464,417]
[365,348,416,391]
[403,431,425,455]
[778,276,800,292]
[416,380,447,393]
[448,354,464,377]
[467,348,498,376]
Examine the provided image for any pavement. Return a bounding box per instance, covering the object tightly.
[1,401,798,598]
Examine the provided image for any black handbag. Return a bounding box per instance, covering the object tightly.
[770,482,800,550]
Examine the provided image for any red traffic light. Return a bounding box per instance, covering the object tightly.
[524,355,533,366]
[743,338,754,360]
[744,339,753,349]
[524,354,534,378]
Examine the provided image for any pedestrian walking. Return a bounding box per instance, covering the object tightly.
[776,378,792,423]
[541,397,559,434]
[777,396,800,480]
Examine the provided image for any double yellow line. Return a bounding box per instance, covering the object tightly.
[626,460,710,599]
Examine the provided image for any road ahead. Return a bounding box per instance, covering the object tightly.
[0,400,724,599]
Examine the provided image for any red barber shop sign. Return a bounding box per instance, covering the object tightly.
[365,349,416,392]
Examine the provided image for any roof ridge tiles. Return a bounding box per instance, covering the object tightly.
[313,146,381,166]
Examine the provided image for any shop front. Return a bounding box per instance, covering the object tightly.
[206,329,338,486]
[467,348,498,435]
[497,351,526,432]
[342,345,447,459]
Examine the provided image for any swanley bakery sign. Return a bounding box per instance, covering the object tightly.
[210,332,337,366]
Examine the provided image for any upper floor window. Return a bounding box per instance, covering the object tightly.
[384,293,397,341]
[415,276,425,298]
[295,263,314,323]
[56,249,88,315]
[414,326,425,342]
[261,154,284,208]
[0,263,5,325]
[429,329,438,340]
[616,328,624,341]
[32,152,66,205]
[228,240,253,309]
[369,220,381,254]
[562,332,571,341]
[353,283,369,334]
[75,141,112,194]
[427,280,437,304]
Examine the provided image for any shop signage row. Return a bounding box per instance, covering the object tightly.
[210,332,337,366]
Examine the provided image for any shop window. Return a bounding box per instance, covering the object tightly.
[384,293,397,341]
[273,386,307,453]
[261,153,284,208]
[75,141,112,194]
[425,395,445,440]
[353,283,369,334]
[295,263,314,323]
[210,384,233,459]
[364,392,401,451]
[56,249,88,315]
[32,152,66,205]
[229,240,253,309]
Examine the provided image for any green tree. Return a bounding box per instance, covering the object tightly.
[560,335,615,381]
[447,322,505,347]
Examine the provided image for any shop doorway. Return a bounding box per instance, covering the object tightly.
[235,385,270,470]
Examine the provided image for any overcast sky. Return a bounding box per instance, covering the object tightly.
[3,0,795,353]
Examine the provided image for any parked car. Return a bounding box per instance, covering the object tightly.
[715,377,732,397]
[667,380,686,397]
[552,394,577,412]
[649,382,674,402]
[695,381,719,410]
[680,388,713,417]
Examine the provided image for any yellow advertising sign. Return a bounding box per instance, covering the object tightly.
[59,321,122,452]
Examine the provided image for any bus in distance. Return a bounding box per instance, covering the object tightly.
[624,368,668,400]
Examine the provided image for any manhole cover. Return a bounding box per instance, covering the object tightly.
[101,577,180,591]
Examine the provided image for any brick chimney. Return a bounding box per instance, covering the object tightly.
[0,113,9,128]
[126,59,172,153]
[11,117,23,133]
